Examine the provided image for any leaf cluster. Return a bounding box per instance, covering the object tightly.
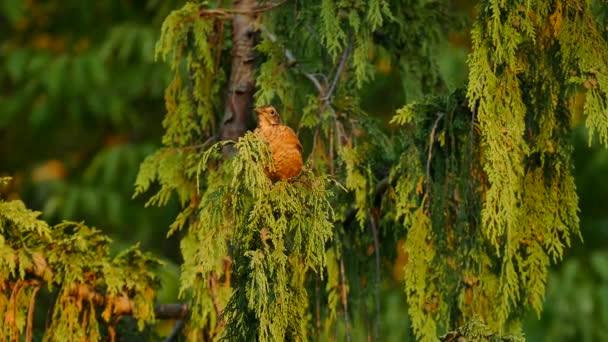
[0,183,161,341]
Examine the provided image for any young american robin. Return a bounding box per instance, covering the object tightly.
[254,105,303,181]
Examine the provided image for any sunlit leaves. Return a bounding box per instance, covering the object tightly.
[0,196,161,341]
[188,134,334,340]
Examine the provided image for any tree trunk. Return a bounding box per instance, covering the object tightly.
[220,0,258,154]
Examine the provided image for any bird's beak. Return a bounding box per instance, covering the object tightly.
[254,107,263,115]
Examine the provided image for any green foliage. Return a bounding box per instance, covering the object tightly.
[155,1,223,145]
[140,133,335,340]
[0,0,182,266]
[441,316,525,342]
[0,186,161,341]
[141,0,469,340]
[392,90,493,340]
[462,0,608,334]
[383,0,463,101]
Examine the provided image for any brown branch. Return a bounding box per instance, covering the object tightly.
[64,283,190,320]
[368,209,381,341]
[25,285,41,342]
[426,112,445,201]
[154,303,190,320]
[339,256,352,342]
[199,0,286,18]
[315,275,321,340]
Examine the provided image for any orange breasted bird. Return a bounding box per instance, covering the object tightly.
[254,105,303,181]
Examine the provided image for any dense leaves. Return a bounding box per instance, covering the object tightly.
[2,0,608,340]
[0,178,161,340]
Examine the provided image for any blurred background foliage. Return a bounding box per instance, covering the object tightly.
[1,0,607,340]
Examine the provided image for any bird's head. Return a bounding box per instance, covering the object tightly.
[255,105,282,127]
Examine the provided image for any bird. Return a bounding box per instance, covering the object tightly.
[254,105,303,182]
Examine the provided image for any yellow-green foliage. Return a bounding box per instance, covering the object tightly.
[393,77,592,341]
[135,132,335,340]
[388,1,607,341]
[196,134,334,341]
[467,0,604,327]
[440,316,525,342]
[390,90,531,340]
[0,178,160,341]
[154,1,222,146]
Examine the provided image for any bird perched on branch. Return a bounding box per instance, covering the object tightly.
[254,105,303,182]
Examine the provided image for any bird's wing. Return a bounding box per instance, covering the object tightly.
[282,126,303,152]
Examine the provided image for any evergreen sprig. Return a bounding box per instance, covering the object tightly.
[0,191,161,341]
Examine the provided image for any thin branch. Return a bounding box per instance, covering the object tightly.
[199,0,287,17]
[342,177,389,227]
[315,275,321,340]
[209,273,225,332]
[469,100,477,158]
[368,209,381,341]
[339,256,352,342]
[322,43,351,106]
[25,285,41,342]
[163,320,186,342]
[302,71,326,95]
[426,112,445,200]
[258,24,326,94]
[328,124,335,176]
[172,135,219,151]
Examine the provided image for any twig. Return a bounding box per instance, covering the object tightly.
[426,112,445,200]
[175,135,219,151]
[368,209,381,341]
[163,320,186,342]
[322,43,351,106]
[362,289,371,342]
[25,285,41,342]
[258,24,326,94]
[469,101,477,158]
[209,273,225,329]
[329,124,335,176]
[315,275,321,340]
[198,0,287,18]
[342,177,389,228]
[339,256,351,342]
[302,71,326,95]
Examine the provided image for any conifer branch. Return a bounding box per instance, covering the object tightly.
[426,112,445,200]
[315,275,322,340]
[369,209,381,341]
[339,256,352,342]
[25,285,41,342]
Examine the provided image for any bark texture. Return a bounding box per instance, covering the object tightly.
[220,0,258,153]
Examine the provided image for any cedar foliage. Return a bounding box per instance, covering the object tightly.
[2,0,608,341]
[0,178,160,341]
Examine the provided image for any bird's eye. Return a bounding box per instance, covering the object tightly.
[270,110,276,116]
